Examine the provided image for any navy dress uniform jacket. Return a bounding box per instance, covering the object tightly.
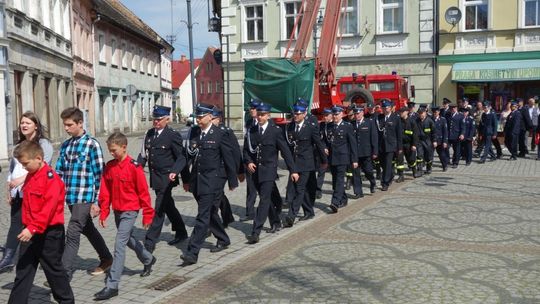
[377,113,403,153]
[353,118,378,157]
[285,122,327,172]
[327,121,358,166]
[480,111,497,137]
[433,116,449,145]
[181,125,238,195]
[448,113,465,141]
[504,110,522,136]
[138,125,186,190]
[463,116,476,140]
[243,124,297,182]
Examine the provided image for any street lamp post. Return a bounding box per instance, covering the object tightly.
[186,0,197,113]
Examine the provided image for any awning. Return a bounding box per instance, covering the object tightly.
[452,59,540,82]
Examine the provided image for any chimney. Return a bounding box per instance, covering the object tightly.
[181,55,186,62]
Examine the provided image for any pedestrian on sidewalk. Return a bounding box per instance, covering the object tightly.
[94,132,156,301]
[8,140,74,304]
[179,104,238,266]
[138,105,188,253]
[1,111,53,273]
[56,107,113,280]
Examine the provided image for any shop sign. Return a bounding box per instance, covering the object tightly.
[453,67,540,81]
[463,85,481,94]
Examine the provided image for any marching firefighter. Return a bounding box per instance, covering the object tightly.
[351,106,378,198]
[431,106,450,171]
[376,99,402,191]
[316,108,333,199]
[416,108,436,175]
[396,107,419,182]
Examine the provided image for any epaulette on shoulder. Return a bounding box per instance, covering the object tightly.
[130,159,140,167]
[47,170,54,179]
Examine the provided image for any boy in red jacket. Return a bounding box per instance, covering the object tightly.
[94,132,156,301]
[8,140,74,304]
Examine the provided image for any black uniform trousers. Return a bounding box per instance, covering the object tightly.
[245,172,282,218]
[9,225,74,304]
[505,134,519,158]
[316,166,327,195]
[449,139,462,165]
[218,192,235,226]
[287,171,313,218]
[352,157,376,195]
[463,140,473,163]
[518,129,528,155]
[330,165,348,208]
[418,140,434,167]
[186,193,230,259]
[397,145,416,172]
[480,135,496,161]
[252,179,280,236]
[435,145,449,169]
[493,137,503,157]
[145,183,187,251]
[380,152,395,187]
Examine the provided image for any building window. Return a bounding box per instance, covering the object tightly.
[464,0,488,30]
[131,46,136,71]
[99,34,106,64]
[525,0,540,27]
[121,42,128,69]
[342,0,359,35]
[208,81,212,94]
[200,82,204,94]
[215,81,221,93]
[111,38,118,67]
[31,24,38,35]
[139,48,144,73]
[14,16,23,28]
[381,0,403,33]
[147,59,152,75]
[245,5,264,41]
[44,31,51,41]
[284,1,302,39]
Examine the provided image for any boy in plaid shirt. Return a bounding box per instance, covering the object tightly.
[55,107,112,280]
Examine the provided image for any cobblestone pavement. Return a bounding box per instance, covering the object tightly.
[157,153,540,304]
[1,131,539,303]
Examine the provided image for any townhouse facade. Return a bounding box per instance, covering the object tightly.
[5,0,73,146]
[219,0,436,130]
[438,0,540,111]
[195,47,224,110]
[160,41,174,110]
[92,0,162,135]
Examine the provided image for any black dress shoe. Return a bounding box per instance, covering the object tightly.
[168,234,188,246]
[210,242,230,253]
[299,214,314,221]
[283,216,294,228]
[508,157,517,161]
[266,222,282,233]
[239,215,254,222]
[246,234,259,244]
[94,287,118,301]
[316,192,322,199]
[329,204,338,213]
[381,185,388,191]
[350,193,364,199]
[179,254,197,266]
[370,185,376,194]
[140,256,156,277]
[442,167,447,172]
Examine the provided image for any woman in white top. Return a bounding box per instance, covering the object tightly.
[0,111,53,273]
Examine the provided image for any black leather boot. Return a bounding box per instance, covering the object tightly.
[0,248,16,273]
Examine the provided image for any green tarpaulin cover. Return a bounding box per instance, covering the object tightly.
[244,58,315,112]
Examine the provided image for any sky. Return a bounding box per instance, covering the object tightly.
[120,0,220,59]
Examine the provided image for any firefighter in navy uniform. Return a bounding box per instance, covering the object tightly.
[316,108,333,199]
[211,107,243,227]
[138,105,188,253]
[396,107,419,182]
[431,107,449,171]
[244,103,298,244]
[283,104,327,227]
[416,108,436,174]
[504,100,522,161]
[448,104,465,168]
[478,101,498,163]
[327,106,358,213]
[461,108,476,166]
[179,104,239,266]
[344,104,356,190]
[376,99,402,191]
[351,106,378,198]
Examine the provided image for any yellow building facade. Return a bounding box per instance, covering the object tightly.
[438,0,540,111]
